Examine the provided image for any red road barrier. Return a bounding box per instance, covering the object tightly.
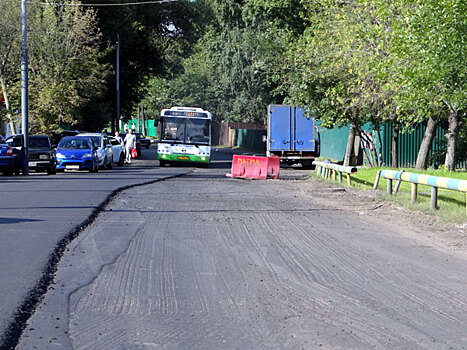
[267,156,280,179]
[226,155,280,180]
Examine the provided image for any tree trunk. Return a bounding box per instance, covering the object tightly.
[343,123,356,166]
[391,122,399,168]
[415,117,438,170]
[377,129,383,166]
[0,76,16,134]
[444,111,462,171]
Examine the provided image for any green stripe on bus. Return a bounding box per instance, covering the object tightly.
[157,153,210,163]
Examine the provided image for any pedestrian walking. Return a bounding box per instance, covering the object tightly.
[124,129,136,163]
[114,131,123,144]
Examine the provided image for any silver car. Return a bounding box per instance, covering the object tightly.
[108,136,125,166]
[77,133,113,169]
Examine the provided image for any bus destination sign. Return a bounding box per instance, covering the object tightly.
[165,110,208,118]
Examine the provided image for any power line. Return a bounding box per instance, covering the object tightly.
[30,0,179,7]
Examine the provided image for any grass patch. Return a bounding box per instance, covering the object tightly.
[311,166,467,223]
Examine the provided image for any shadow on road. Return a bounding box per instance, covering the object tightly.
[0,217,42,224]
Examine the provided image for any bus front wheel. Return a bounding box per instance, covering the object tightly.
[159,160,167,167]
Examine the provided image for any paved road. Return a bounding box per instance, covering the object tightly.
[16,162,467,349]
[0,145,193,348]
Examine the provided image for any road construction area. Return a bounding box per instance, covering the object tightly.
[17,165,467,349]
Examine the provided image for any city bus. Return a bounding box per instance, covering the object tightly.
[156,107,212,167]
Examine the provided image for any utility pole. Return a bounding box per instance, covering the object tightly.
[141,105,145,136]
[21,0,29,175]
[115,34,120,133]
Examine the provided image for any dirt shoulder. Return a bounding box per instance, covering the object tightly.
[284,171,467,258]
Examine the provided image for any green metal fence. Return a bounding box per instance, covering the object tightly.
[380,122,448,168]
[319,122,466,169]
[122,119,157,138]
[235,129,267,152]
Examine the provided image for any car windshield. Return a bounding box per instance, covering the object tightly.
[59,138,91,149]
[88,136,101,148]
[29,138,49,148]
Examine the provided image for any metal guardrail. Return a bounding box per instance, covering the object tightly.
[375,169,467,212]
[313,160,358,186]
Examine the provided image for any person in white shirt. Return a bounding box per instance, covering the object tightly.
[124,129,136,163]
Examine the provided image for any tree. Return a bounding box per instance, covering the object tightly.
[26,2,108,134]
[288,1,408,165]
[0,0,21,134]
[83,0,213,124]
[391,0,467,170]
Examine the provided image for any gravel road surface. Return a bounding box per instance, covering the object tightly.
[17,166,467,349]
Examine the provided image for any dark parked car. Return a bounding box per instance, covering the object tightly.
[135,133,151,149]
[28,135,56,174]
[0,135,17,176]
[4,134,26,175]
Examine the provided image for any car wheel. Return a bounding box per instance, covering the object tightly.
[3,169,13,176]
[90,159,98,173]
[118,153,124,166]
[14,167,21,176]
[46,165,54,175]
[146,145,150,149]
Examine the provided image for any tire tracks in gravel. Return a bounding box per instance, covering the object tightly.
[16,170,467,349]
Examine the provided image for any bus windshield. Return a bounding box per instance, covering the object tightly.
[186,119,210,144]
[161,117,210,144]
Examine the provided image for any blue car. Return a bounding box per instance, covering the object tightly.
[55,136,99,172]
[0,134,23,176]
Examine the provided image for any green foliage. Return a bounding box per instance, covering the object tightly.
[139,0,307,124]
[24,3,109,134]
[87,0,213,122]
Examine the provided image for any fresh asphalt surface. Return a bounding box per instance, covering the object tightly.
[10,152,467,349]
[0,145,195,348]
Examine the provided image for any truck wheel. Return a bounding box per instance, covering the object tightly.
[301,160,314,170]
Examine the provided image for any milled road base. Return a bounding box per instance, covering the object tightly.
[2,172,189,350]
[18,168,467,350]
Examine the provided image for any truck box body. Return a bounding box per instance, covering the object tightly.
[267,105,320,167]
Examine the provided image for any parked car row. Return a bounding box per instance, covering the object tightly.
[0,132,128,176]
